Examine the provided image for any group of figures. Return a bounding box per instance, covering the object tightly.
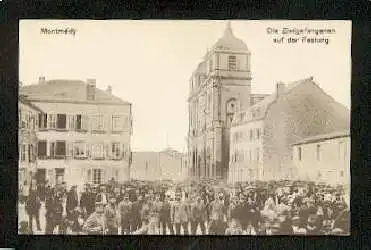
[19,178,349,235]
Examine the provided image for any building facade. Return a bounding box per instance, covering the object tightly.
[131,148,186,181]
[18,96,42,191]
[20,77,132,191]
[187,22,253,180]
[228,77,350,183]
[291,131,350,185]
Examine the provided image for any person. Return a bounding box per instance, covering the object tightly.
[19,221,33,234]
[53,191,65,234]
[160,195,174,235]
[210,192,226,223]
[225,218,243,235]
[118,193,132,235]
[45,187,55,234]
[66,186,79,218]
[132,216,161,235]
[104,194,119,235]
[208,212,227,235]
[25,184,41,233]
[79,185,90,218]
[150,193,163,230]
[82,195,106,235]
[130,194,143,232]
[190,196,207,235]
[172,193,189,235]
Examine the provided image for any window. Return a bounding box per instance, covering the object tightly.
[316,144,321,161]
[91,115,104,131]
[298,147,302,161]
[249,149,252,163]
[209,59,213,72]
[68,115,76,130]
[55,168,65,185]
[76,115,82,130]
[38,141,47,157]
[28,144,32,163]
[112,115,124,131]
[92,143,104,159]
[39,113,47,129]
[49,142,56,157]
[256,148,260,162]
[228,55,237,71]
[56,114,67,129]
[256,128,260,140]
[93,169,103,184]
[21,144,26,162]
[55,141,66,156]
[74,141,87,159]
[249,129,253,140]
[340,171,344,177]
[112,143,121,160]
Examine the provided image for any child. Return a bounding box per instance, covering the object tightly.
[225,218,243,235]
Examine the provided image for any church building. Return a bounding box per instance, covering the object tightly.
[187,21,263,180]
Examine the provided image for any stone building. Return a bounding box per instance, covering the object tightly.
[18,95,43,191]
[188,21,258,180]
[228,77,350,183]
[291,131,350,185]
[131,148,186,181]
[20,77,132,191]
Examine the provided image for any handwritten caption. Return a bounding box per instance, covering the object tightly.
[267,27,336,45]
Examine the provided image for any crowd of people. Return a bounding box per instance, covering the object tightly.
[19,178,350,235]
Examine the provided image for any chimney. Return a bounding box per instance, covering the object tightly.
[276,81,286,98]
[86,78,96,100]
[106,85,112,95]
[39,76,46,84]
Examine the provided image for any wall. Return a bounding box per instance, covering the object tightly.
[292,136,350,185]
[229,120,264,183]
[131,152,160,181]
[263,81,350,181]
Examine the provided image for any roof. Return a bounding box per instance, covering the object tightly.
[232,76,333,126]
[211,21,249,52]
[19,95,44,112]
[195,60,207,74]
[292,130,350,145]
[20,79,130,105]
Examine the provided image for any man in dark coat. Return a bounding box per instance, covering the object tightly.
[26,185,41,232]
[66,186,79,218]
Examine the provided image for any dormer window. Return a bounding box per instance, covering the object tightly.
[228,55,237,71]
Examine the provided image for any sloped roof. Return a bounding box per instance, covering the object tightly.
[232,76,347,126]
[20,79,130,105]
[195,60,207,74]
[292,130,350,145]
[19,95,44,112]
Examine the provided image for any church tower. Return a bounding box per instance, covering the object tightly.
[188,21,252,180]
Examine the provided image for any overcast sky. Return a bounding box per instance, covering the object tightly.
[19,20,351,152]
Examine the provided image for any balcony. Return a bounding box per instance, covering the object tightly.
[38,155,126,161]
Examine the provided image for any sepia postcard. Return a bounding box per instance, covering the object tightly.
[18,20,351,235]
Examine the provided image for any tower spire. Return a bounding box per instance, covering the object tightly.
[224,20,234,37]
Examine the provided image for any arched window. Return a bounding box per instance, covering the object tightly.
[228,55,237,71]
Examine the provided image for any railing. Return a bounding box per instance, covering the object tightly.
[38,155,126,161]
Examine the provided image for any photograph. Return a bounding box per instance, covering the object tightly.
[18,20,351,235]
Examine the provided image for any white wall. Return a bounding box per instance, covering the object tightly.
[229,120,264,183]
[292,136,350,185]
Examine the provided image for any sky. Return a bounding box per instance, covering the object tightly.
[19,20,351,152]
